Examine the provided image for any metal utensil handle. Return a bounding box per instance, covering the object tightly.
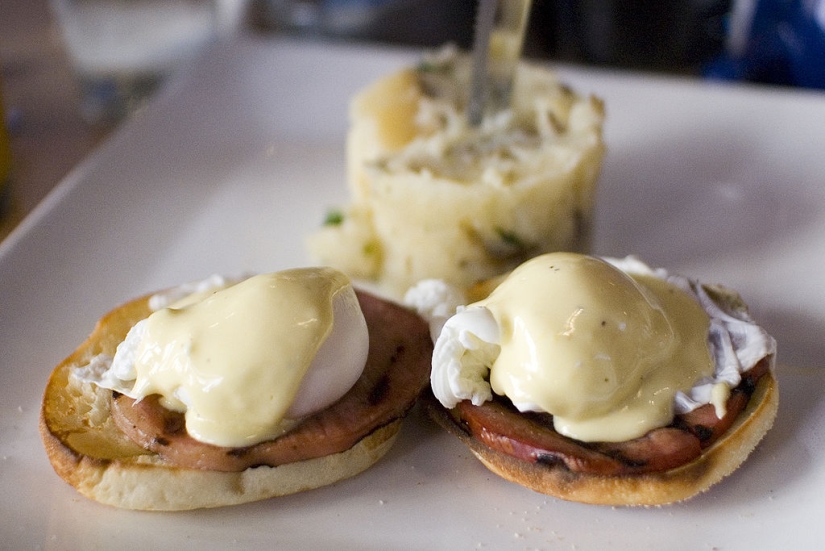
[467,0,533,126]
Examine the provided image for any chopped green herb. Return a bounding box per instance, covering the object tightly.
[323,210,344,226]
[363,241,379,256]
[496,227,526,249]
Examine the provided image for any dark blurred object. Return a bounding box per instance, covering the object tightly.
[529,0,732,71]
[250,0,732,73]
[250,0,476,47]
[704,0,825,89]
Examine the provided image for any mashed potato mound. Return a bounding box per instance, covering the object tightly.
[307,47,606,297]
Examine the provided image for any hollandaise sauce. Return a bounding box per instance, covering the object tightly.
[126,268,365,448]
[476,253,713,442]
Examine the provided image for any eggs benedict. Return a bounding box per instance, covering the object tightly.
[39,268,433,510]
[407,253,778,505]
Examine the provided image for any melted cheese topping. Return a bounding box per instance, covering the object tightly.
[427,253,715,443]
[77,268,369,448]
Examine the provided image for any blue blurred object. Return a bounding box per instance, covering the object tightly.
[705,0,825,89]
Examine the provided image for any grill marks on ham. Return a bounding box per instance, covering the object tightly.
[109,291,433,472]
[448,357,772,475]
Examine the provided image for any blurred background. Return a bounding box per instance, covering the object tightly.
[1,0,823,241]
[248,0,732,70]
[246,0,825,86]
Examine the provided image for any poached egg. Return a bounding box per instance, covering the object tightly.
[76,267,369,448]
[407,253,776,443]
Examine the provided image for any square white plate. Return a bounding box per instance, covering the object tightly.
[2,36,824,550]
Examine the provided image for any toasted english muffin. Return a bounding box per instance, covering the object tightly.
[424,371,777,506]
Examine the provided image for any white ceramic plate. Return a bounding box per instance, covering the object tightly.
[2,37,824,550]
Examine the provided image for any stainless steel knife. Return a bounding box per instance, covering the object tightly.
[467,0,533,126]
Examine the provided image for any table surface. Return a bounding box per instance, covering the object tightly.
[4,37,825,549]
[0,0,113,243]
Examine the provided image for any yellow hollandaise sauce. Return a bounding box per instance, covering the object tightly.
[128,268,355,448]
[478,253,713,442]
